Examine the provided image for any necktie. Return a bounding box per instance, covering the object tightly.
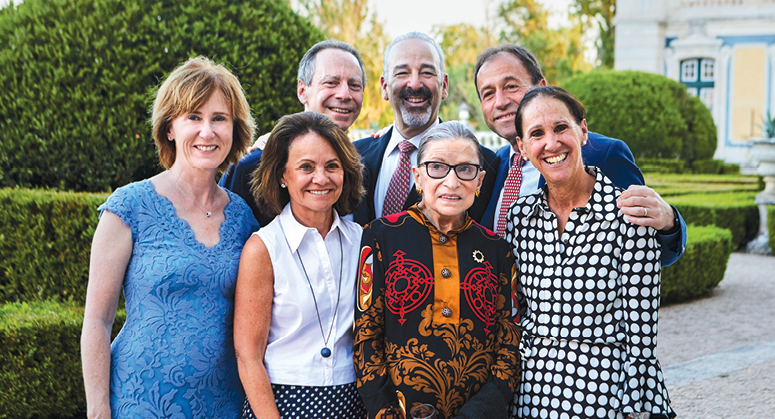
[496,153,525,238]
[382,140,416,217]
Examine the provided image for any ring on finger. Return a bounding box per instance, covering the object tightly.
[643,207,648,217]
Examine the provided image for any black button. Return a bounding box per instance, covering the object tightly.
[441,268,451,278]
[439,235,448,244]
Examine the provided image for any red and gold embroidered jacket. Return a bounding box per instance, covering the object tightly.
[354,206,521,419]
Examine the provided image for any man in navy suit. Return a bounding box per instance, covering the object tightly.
[219,40,365,226]
[475,44,686,266]
[352,32,499,225]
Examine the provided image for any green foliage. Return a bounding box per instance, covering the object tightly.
[571,0,615,68]
[645,173,761,197]
[721,163,740,175]
[0,0,323,192]
[668,192,759,249]
[691,159,724,174]
[561,70,717,164]
[636,158,686,174]
[681,96,717,162]
[661,225,732,304]
[0,188,107,304]
[769,206,775,253]
[0,301,125,419]
[498,0,591,85]
[761,111,775,138]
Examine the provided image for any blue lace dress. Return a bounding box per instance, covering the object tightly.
[99,179,259,418]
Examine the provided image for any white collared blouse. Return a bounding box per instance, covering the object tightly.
[257,203,363,386]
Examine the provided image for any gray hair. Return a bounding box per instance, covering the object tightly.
[297,40,366,86]
[417,121,483,166]
[382,32,446,80]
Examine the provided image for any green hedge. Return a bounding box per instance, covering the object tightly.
[667,192,759,249]
[636,158,686,174]
[769,205,775,252]
[691,158,724,174]
[662,225,732,303]
[561,70,717,163]
[0,188,106,304]
[0,0,323,192]
[0,301,125,419]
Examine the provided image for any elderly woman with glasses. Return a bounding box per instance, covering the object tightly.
[354,121,521,419]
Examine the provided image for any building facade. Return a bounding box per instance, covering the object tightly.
[614,0,775,167]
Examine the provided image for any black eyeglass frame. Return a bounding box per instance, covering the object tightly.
[418,161,482,181]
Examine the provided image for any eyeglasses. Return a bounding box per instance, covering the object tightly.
[419,161,482,181]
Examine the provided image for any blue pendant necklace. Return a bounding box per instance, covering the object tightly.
[282,224,343,358]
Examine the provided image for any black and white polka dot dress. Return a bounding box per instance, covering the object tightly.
[505,167,675,419]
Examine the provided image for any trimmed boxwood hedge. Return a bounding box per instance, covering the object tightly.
[0,301,125,419]
[662,225,732,304]
[769,205,775,252]
[667,192,759,249]
[0,188,106,304]
[560,70,717,163]
[0,0,324,192]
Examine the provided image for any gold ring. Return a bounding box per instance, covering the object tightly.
[644,207,648,217]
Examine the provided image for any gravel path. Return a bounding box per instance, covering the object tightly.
[657,253,775,417]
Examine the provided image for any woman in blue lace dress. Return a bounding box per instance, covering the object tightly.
[81,56,259,418]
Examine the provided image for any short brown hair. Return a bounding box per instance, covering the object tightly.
[151,56,256,170]
[252,112,365,216]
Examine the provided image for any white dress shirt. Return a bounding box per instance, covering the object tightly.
[493,145,542,220]
[257,203,363,386]
[373,119,440,219]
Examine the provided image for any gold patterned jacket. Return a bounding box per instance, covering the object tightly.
[354,206,521,419]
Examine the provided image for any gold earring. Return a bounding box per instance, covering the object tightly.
[475,189,480,197]
[416,187,422,196]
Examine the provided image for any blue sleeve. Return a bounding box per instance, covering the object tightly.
[657,207,686,267]
[598,138,644,189]
[599,139,686,267]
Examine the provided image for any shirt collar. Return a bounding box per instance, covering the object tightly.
[406,204,473,237]
[388,118,441,153]
[524,166,612,223]
[277,203,352,253]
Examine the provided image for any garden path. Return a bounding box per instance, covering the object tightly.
[658,252,775,417]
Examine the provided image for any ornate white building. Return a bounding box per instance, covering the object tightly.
[614,0,775,167]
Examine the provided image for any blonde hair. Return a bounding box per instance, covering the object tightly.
[151,56,256,170]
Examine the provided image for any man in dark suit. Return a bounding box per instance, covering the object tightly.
[352,32,499,226]
[474,44,686,266]
[219,40,365,226]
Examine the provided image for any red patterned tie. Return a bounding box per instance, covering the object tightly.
[496,153,525,238]
[382,140,416,217]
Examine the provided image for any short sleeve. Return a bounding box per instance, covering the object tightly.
[97,182,141,240]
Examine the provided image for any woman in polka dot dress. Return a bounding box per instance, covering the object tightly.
[504,86,675,419]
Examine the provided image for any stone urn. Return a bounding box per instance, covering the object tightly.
[747,139,775,254]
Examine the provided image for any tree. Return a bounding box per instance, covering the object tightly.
[433,23,496,130]
[498,0,591,85]
[296,0,393,129]
[561,70,716,162]
[571,0,616,68]
[0,0,323,191]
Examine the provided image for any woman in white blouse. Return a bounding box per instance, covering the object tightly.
[504,86,675,419]
[234,112,366,418]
